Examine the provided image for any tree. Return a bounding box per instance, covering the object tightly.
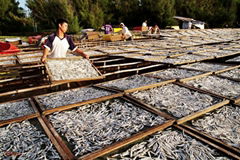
[0,0,31,35]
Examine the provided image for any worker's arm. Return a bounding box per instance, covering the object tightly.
[74,48,89,59]
[41,47,49,63]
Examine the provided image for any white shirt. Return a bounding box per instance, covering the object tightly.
[44,33,77,58]
[122,26,132,39]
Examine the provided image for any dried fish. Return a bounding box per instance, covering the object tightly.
[107,128,229,160]
[18,57,41,63]
[0,100,34,121]
[146,68,204,80]
[191,105,240,149]
[46,58,99,81]
[182,62,230,72]
[219,68,240,79]
[0,120,61,159]
[101,75,163,91]
[0,60,16,66]
[186,75,240,99]
[84,50,107,56]
[131,84,220,118]
[37,87,113,109]
[17,52,43,58]
[0,56,16,60]
[49,98,166,157]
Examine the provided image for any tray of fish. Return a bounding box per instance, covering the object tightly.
[98,48,127,54]
[123,48,144,52]
[112,53,144,58]
[0,59,16,66]
[17,52,43,58]
[35,86,115,111]
[48,98,167,157]
[83,50,107,57]
[18,56,41,64]
[134,55,167,60]
[130,84,222,119]
[45,58,103,82]
[0,55,16,60]
[226,55,240,63]
[145,68,205,80]
[0,99,37,123]
[0,120,61,159]
[100,75,167,92]
[105,127,229,160]
[219,67,240,79]
[186,105,240,150]
[185,75,240,99]
[176,54,213,61]
[147,57,193,65]
[181,62,231,72]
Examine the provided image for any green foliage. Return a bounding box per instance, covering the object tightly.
[1,0,240,34]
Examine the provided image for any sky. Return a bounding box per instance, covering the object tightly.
[17,0,28,11]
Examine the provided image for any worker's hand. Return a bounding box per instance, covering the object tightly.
[41,56,47,63]
[83,53,89,60]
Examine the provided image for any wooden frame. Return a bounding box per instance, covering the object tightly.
[45,57,104,83]
[0,98,40,127]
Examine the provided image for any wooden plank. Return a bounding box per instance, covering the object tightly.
[125,79,176,93]
[41,116,75,160]
[37,116,71,160]
[43,93,123,115]
[214,64,240,74]
[176,124,240,159]
[179,72,213,82]
[174,82,233,101]
[123,94,175,120]
[177,100,230,124]
[80,120,175,160]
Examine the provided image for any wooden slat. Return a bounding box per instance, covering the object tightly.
[179,72,213,82]
[176,124,240,159]
[214,64,240,74]
[80,120,175,160]
[123,94,175,120]
[177,100,230,124]
[124,79,176,93]
[42,93,123,115]
[41,116,75,160]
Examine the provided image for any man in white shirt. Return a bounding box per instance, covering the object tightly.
[120,23,133,41]
[142,20,147,27]
[41,19,89,63]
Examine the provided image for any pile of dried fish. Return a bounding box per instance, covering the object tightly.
[0,60,16,66]
[186,76,240,99]
[46,58,99,81]
[0,56,16,60]
[0,100,34,121]
[146,68,204,80]
[18,57,41,63]
[131,84,219,118]
[107,128,228,159]
[181,62,230,72]
[0,120,61,159]
[49,98,166,157]
[219,68,240,79]
[17,52,43,58]
[101,75,163,91]
[37,87,113,109]
[84,50,107,56]
[191,105,240,149]
[177,54,212,61]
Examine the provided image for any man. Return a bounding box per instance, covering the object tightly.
[120,23,133,41]
[142,20,147,27]
[104,24,113,34]
[41,19,89,63]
